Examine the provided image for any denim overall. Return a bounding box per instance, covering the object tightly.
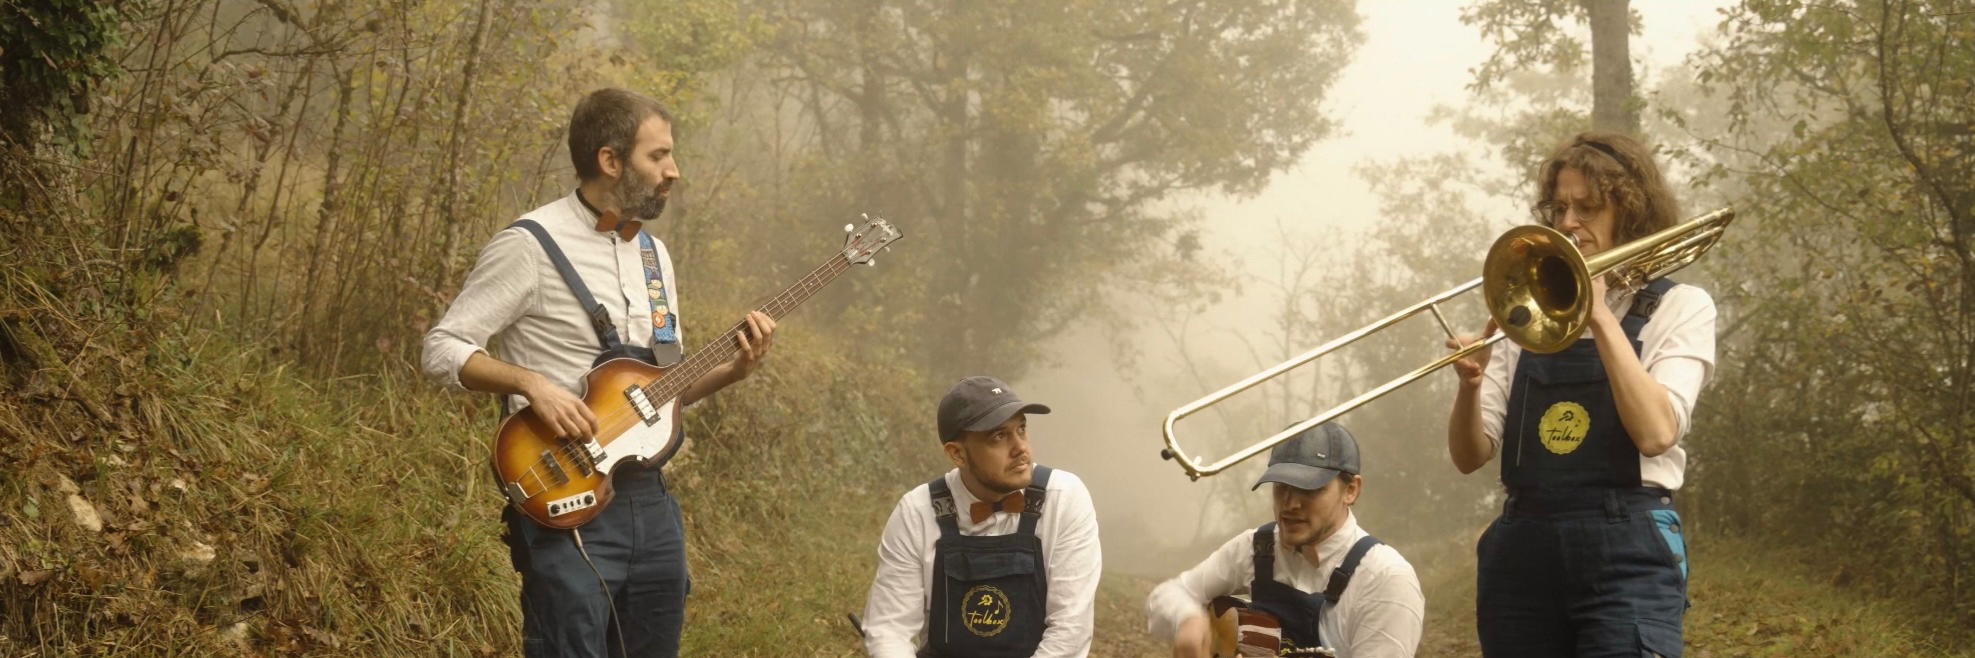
[919,467,1055,658]
[1476,277,1689,658]
[1247,523,1382,654]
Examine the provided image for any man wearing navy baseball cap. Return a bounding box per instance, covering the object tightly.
[1145,421,1423,658]
[860,376,1103,658]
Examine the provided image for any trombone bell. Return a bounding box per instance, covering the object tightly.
[1484,207,1737,354]
[1483,225,1592,354]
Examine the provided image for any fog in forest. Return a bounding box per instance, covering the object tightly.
[6,0,1972,653]
[1020,0,1733,577]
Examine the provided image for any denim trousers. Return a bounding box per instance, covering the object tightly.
[1475,487,1688,658]
[503,463,690,658]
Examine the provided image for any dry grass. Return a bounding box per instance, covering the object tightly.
[7,329,1974,656]
[0,298,935,658]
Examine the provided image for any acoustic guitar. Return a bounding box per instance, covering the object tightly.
[491,216,902,528]
[1209,596,1336,658]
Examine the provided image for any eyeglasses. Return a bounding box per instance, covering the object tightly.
[1532,200,1603,227]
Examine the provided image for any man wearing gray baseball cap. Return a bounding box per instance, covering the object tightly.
[860,376,1103,658]
[1145,421,1423,658]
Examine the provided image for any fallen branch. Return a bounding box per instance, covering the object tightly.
[0,316,114,425]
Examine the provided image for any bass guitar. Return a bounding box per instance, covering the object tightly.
[491,216,902,528]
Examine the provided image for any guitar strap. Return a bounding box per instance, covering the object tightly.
[636,231,679,346]
[497,220,660,418]
[510,219,624,350]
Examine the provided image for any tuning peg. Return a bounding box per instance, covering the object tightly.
[883,246,891,253]
[844,223,854,233]
[867,259,876,267]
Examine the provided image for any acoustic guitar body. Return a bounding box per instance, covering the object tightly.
[1208,596,1336,658]
[490,357,684,529]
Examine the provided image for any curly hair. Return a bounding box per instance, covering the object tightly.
[1532,132,1681,246]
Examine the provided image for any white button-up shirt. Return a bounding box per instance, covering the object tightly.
[862,467,1102,658]
[420,192,682,409]
[1145,512,1423,658]
[1476,283,1717,490]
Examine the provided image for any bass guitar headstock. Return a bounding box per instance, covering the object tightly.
[843,214,903,266]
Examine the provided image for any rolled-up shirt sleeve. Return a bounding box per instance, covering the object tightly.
[420,228,538,390]
[1641,286,1716,442]
[863,495,928,658]
[1036,480,1101,658]
[1145,530,1252,641]
[1476,339,1517,451]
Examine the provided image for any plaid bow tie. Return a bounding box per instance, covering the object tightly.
[970,491,1025,524]
[594,209,642,242]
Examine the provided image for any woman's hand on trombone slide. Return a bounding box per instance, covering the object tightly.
[1446,319,1499,390]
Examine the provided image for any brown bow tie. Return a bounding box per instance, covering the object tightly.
[594,209,642,242]
[970,491,1025,524]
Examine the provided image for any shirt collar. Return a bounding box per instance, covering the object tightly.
[567,188,644,242]
[573,187,604,220]
[942,468,1030,529]
[943,468,981,508]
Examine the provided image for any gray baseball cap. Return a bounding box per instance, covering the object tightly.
[937,376,1051,443]
[1251,421,1361,491]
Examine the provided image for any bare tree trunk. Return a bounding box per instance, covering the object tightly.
[1586,0,1635,134]
[855,0,887,210]
[299,66,356,364]
[440,0,497,286]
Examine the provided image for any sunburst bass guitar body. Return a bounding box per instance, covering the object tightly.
[490,357,685,529]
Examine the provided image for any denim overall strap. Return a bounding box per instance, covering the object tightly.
[1248,523,1329,651]
[1323,535,1384,604]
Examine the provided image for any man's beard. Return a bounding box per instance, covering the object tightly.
[619,168,669,220]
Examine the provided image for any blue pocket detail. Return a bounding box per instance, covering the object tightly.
[1651,509,1687,580]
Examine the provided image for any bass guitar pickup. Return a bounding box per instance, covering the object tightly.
[544,491,599,519]
[624,385,662,425]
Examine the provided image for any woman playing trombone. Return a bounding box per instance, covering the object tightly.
[1446,132,1717,657]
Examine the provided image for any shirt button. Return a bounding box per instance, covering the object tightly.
[1669,523,1681,534]
[1660,496,1671,505]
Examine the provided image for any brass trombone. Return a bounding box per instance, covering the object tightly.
[1159,207,1737,480]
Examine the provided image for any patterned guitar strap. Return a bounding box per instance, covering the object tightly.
[638,232,679,346]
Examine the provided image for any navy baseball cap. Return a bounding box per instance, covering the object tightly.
[937,376,1051,443]
[1252,421,1361,491]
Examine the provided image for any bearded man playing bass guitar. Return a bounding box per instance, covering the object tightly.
[1145,422,1423,658]
[421,88,775,658]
